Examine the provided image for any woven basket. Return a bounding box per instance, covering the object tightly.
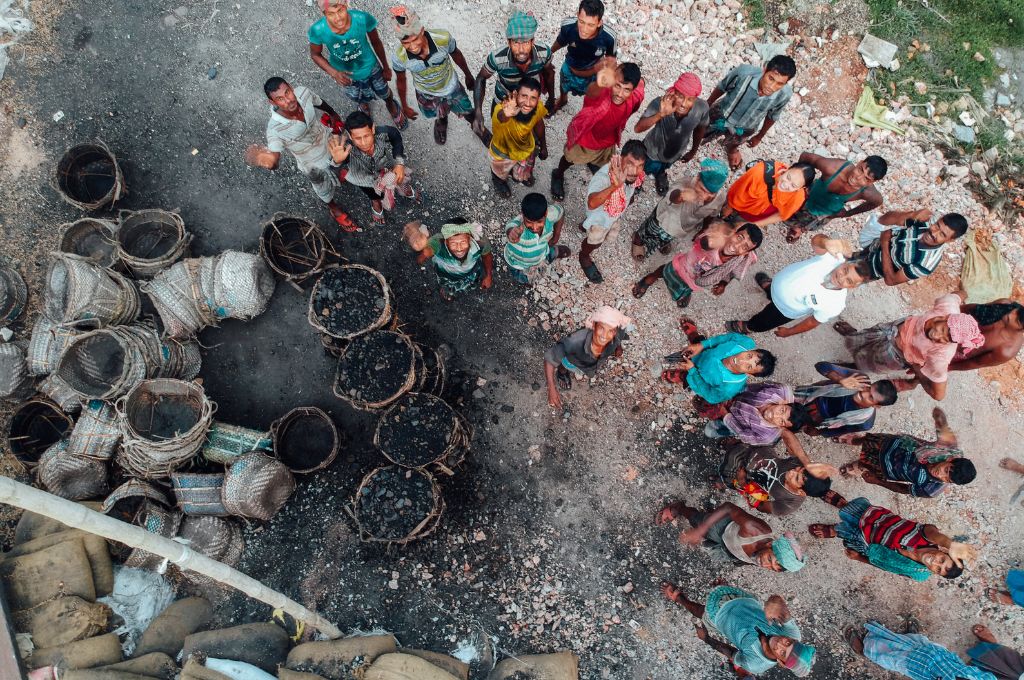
[201,421,273,465]
[222,451,295,521]
[0,263,27,324]
[351,465,444,545]
[175,515,244,589]
[7,398,74,467]
[0,342,32,400]
[36,374,84,414]
[374,393,473,475]
[58,218,119,268]
[333,330,417,411]
[66,400,121,461]
[115,209,190,278]
[307,264,393,340]
[36,439,110,501]
[102,479,171,520]
[54,141,125,211]
[269,406,339,474]
[44,253,140,329]
[27,317,81,376]
[124,503,182,570]
[171,472,229,516]
[412,342,447,396]
[259,214,333,288]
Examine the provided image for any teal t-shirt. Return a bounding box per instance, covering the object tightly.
[307,10,379,81]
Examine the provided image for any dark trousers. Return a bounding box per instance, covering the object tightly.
[746,282,794,332]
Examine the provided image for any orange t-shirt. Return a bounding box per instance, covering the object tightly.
[727,162,807,221]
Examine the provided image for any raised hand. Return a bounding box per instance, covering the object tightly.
[243,144,277,169]
[595,58,618,89]
[947,542,978,567]
[501,94,520,119]
[838,373,871,390]
[327,135,351,164]
[659,91,677,117]
[608,155,625,188]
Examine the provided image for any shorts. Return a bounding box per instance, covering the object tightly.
[634,210,674,256]
[302,164,340,204]
[559,61,596,95]
[565,143,614,167]
[644,158,672,176]
[415,85,473,119]
[701,108,755,149]
[661,261,694,303]
[343,64,391,104]
[584,219,620,245]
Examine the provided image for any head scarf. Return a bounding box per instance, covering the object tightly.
[506,10,538,40]
[698,158,729,194]
[968,301,1024,327]
[865,544,932,582]
[389,6,423,38]
[947,313,984,352]
[771,533,806,572]
[585,305,633,332]
[318,0,346,10]
[780,641,816,677]
[440,222,483,240]
[671,72,702,97]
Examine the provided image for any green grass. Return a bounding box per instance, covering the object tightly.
[865,0,1024,104]
[743,0,767,29]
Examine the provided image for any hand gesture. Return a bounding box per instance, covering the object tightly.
[330,69,353,86]
[913,208,934,222]
[676,187,699,204]
[244,144,276,169]
[763,595,789,624]
[658,92,677,117]
[947,541,978,567]
[932,407,948,429]
[608,155,625,188]
[805,462,839,479]
[507,224,526,243]
[547,387,563,410]
[838,373,871,390]
[823,237,853,259]
[403,221,429,251]
[328,135,351,164]
[501,94,520,119]
[394,164,406,185]
[595,58,618,89]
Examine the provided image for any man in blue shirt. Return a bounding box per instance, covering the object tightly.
[549,0,617,115]
[661,332,777,405]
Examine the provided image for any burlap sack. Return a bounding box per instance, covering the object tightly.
[403,651,469,680]
[0,538,96,610]
[27,633,123,670]
[364,653,459,680]
[181,658,232,680]
[12,596,110,648]
[3,530,114,597]
[182,623,288,674]
[62,671,152,680]
[14,501,103,544]
[100,652,179,680]
[487,653,579,680]
[278,670,328,680]
[287,635,398,679]
[133,597,212,658]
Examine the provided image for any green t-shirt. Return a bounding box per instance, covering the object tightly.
[308,10,379,82]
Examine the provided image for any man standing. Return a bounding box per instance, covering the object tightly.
[857,208,969,285]
[655,499,807,573]
[634,73,709,195]
[245,78,356,231]
[719,442,835,517]
[951,299,1024,371]
[308,0,406,129]
[473,11,555,145]
[727,235,870,337]
[328,111,417,225]
[549,0,617,115]
[488,78,548,197]
[388,6,481,146]
[630,159,729,261]
[632,220,762,309]
[660,331,776,405]
[839,407,977,498]
[577,140,647,283]
[703,55,796,170]
[504,192,569,284]
[551,60,645,202]
[836,292,984,401]
[784,153,887,242]
[795,362,897,437]
[848,621,997,680]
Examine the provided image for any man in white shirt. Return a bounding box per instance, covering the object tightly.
[727,234,869,337]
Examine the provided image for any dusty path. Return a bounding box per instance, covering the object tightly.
[1,1,1023,678]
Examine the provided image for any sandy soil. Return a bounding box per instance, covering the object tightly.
[1,0,1023,679]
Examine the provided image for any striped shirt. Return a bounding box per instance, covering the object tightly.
[392,30,459,97]
[866,219,945,280]
[339,127,406,188]
[503,205,563,271]
[878,436,948,498]
[427,233,491,277]
[265,86,332,173]
[860,505,930,552]
[483,44,552,101]
[713,65,792,133]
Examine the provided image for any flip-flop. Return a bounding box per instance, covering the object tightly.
[843,626,864,653]
[334,211,359,233]
[632,280,651,299]
[808,523,837,539]
[725,320,748,334]
[785,226,804,243]
[433,118,448,145]
[371,207,386,225]
[655,501,687,526]
[661,368,688,383]
[679,316,700,340]
[551,170,565,201]
[582,262,604,283]
[754,272,772,292]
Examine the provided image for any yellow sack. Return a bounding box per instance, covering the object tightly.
[853,86,905,135]
[962,230,1013,303]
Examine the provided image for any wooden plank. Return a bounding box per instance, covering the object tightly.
[0,582,27,680]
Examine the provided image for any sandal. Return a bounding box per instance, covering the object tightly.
[843,626,865,654]
[660,582,685,605]
[655,501,687,526]
[522,174,536,187]
[808,523,837,539]
[556,370,573,391]
[333,210,359,233]
[655,171,669,196]
[491,173,512,198]
[552,245,571,260]
[754,272,772,292]
[679,316,700,342]
[550,169,565,201]
[433,117,448,145]
[632,280,651,299]
[833,320,857,336]
[371,207,386,225]
[725,320,749,334]
[581,262,604,284]
[785,225,804,243]
[661,368,688,384]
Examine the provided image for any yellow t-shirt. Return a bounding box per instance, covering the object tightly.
[490,101,547,161]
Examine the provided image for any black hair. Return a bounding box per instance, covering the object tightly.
[950,458,977,485]
[517,76,542,94]
[344,110,374,132]
[969,302,1024,327]
[941,213,969,238]
[737,223,764,250]
[621,139,648,162]
[850,258,872,280]
[264,77,288,98]
[578,0,605,19]
[521,192,548,221]
[943,562,965,579]
[752,350,776,377]
[872,380,898,406]
[790,161,816,187]
[786,403,811,431]
[619,62,642,88]
[802,474,832,498]
[865,155,888,180]
[765,55,797,79]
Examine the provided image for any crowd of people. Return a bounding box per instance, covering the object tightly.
[242,1,1024,677]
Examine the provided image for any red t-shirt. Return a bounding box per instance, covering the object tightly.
[573,84,645,150]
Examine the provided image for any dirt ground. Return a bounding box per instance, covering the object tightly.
[1,1,1024,679]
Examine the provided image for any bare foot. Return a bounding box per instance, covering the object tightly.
[833,320,857,336]
[655,501,688,526]
[661,582,685,605]
[844,626,865,655]
[999,457,1024,475]
[808,523,838,539]
[972,624,998,643]
[986,588,1015,606]
[840,462,865,478]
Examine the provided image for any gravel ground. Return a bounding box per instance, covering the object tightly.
[1,0,1023,679]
